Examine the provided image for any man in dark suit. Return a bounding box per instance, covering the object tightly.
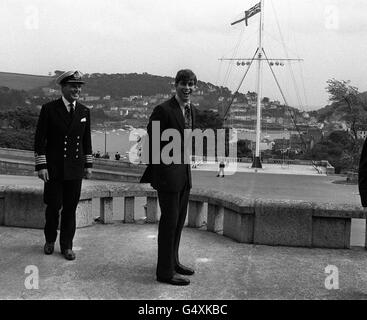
[34,70,93,260]
[140,69,197,286]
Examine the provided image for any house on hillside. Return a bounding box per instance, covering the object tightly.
[356,124,367,140]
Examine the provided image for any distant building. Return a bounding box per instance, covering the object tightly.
[84,96,100,102]
[306,127,323,143]
[129,95,143,101]
[356,125,367,140]
[302,112,310,119]
[41,87,59,97]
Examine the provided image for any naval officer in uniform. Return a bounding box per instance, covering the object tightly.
[34,70,93,260]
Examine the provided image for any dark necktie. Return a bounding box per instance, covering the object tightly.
[184,104,191,129]
[69,104,74,119]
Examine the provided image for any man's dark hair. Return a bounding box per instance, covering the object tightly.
[175,69,197,85]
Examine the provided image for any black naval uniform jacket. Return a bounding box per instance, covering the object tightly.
[34,98,93,180]
[140,96,196,192]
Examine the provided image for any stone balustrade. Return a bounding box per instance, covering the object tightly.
[0,183,365,249]
[0,147,146,182]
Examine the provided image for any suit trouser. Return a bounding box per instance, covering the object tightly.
[43,179,82,251]
[156,182,190,279]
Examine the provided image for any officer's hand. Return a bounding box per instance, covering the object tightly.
[38,169,49,182]
[84,168,92,179]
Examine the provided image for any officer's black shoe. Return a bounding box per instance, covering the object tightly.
[44,242,54,255]
[157,274,190,286]
[175,264,195,276]
[61,249,76,260]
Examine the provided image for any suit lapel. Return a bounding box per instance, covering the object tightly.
[169,97,185,132]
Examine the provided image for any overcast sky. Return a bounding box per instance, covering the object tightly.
[1,0,366,110]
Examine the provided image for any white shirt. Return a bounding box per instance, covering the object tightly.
[62,96,76,112]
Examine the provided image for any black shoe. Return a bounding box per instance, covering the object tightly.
[44,242,54,255]
[61,249,76,260]
[157,274,190,286]
[175,264,195,276]
[221,175,224,178]
[216,174,220,177]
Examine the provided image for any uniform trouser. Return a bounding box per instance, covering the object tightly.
[156,181,190,279]
[43,179,82,251]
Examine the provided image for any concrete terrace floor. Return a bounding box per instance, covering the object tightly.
[2,223,367,300]
[194,161,327,176]
[192,168,359,204]
[0,171,367,300]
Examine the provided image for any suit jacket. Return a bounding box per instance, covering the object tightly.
[359,138,367,206]
[140,96,196,192]
[34,98,93,180]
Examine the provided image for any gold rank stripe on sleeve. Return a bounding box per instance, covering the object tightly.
[35,154,47,166]
[84,155,93,163]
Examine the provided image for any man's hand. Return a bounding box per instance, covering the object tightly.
[37,169,49,182]
[84,168,92,179]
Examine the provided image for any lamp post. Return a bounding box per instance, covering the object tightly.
[104,126,107,156]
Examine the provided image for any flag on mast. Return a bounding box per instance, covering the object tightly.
[245,2,261,26]
[230,2,261,26]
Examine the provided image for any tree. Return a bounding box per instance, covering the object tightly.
[262,97,270,104]
[325,79,366,171]
[326,79,361,138]
[0,129,35,150]
[237,139,252,158]
[195,110,223,129]
[192,110,224,158]
[0,106,39,151]
[0,106,39,130]
[305,130,360,174]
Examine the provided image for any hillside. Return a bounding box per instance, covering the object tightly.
[6,70,367,120]
[0,72,53,91]
[53,72,233,100]
[0,70,232,100]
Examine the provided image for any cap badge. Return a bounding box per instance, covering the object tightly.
[73,71,81,79]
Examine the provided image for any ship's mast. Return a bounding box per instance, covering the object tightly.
[252,0,264,168]
[220,0,303,170]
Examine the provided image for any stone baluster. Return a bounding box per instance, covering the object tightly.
[75,199,93,228]
[100,197,113,224]
[188,200,205,228]
[146,196,158,223]
[124,196,135,223]
[207,204,224,233]
[0,196,4,226]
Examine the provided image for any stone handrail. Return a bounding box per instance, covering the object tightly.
[0,147,146,182]
[0,183,364,249]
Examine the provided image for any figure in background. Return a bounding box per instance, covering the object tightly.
[217,160,225,177]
